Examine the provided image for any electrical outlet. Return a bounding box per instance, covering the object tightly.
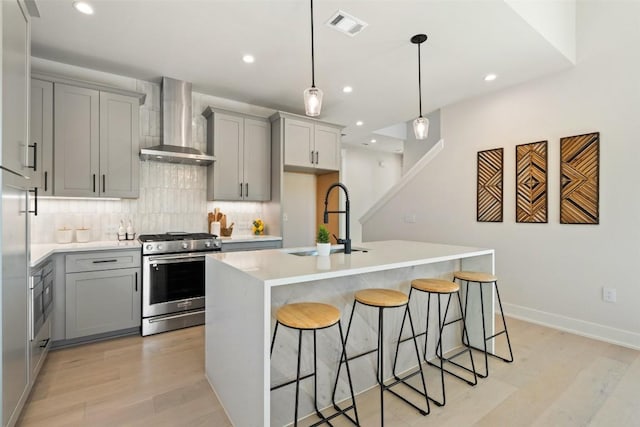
[403,214,417,223]
[602,287,617,303]
[282,213,288,222]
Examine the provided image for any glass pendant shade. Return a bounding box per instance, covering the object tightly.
[413,116,429,140]
[304,86,323,117]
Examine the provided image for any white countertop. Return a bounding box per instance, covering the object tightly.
[31,240,141,267]
[218,234,282,243]
[207,240,493,287]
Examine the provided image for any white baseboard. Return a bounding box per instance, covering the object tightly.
[503,303,640,351]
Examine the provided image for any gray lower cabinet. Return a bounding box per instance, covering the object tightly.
[53,83,140,198]
[221,240,282,253]
[203,107,271,201]
[64,250,141,340]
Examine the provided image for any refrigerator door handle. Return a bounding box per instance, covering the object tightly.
[28,187,38,216]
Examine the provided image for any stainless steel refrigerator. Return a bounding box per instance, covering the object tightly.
[2,0,34,425]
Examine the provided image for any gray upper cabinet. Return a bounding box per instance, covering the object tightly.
[2,0,31,178]
[53,83,139,198]
[30,79,53,195]
[99,92,140,198]
[203,107,271,201]
[271,112,342,173]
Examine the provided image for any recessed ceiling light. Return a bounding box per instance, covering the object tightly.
[73,1,94,15]
[242,54,255,64]
[370,139,377,143]
[356,121,363,126]
[342,86,353,93]
[484,73,497,82]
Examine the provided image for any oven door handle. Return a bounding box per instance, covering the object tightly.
[147,254,206,264]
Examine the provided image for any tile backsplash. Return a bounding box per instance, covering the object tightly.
[30,78,267,243]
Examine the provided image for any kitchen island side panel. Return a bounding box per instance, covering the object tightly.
[205,257,269,426]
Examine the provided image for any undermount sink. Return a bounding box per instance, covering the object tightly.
[288,247,369,257]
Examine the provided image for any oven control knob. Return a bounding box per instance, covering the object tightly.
[182,242,189,249]
[204,241,211,248]
[157,244,163,251]
[146,244,153,251]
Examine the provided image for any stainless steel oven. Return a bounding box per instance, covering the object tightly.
[139,233,221,336]
[30,260,53,341]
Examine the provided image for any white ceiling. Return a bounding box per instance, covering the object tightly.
[30,0,575,153]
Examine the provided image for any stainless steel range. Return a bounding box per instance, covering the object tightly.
[139,232,221,336]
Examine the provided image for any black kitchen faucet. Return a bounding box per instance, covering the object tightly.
[323,182,351,254]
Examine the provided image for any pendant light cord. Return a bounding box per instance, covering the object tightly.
[417,41,422,117]
[310,0,316,88]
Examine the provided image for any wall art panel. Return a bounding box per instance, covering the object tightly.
[477,148,503,222]
[516,141,548,223]
[560,132,599,224]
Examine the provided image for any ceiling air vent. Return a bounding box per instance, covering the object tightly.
[326,10,368,37]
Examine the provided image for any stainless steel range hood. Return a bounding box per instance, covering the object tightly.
[139,77,215,165]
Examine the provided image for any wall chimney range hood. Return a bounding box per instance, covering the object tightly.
[139,77,215,165]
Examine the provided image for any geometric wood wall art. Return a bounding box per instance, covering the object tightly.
[516,141,548,223]
[477,148,504,222]
[560,132,600,224]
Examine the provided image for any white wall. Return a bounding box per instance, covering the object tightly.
[342,147,402,244]
[363,1,640,349]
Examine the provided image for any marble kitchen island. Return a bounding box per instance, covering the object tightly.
[205,240,494,427]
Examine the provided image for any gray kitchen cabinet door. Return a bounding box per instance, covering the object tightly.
[30,79,53,195]
[283,118,314,169]
[54,83,100,197]
[243,118,271,201]
[65,267,141,339]
[99,92,140,198]
[313,124,341,171]
[2,0,31,178]
[211,112,243,201]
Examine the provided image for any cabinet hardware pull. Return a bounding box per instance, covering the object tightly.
[135,272,138,292]
[102,174,106,193]
[28,187,38,216]
[93,174,96,193]
[92,259,118,264]
[27,143,37,170]
[315,151,319,164]
[310,151,314,164]
[239,182,243,197]
[44,171,48,192]
[245,183,249,198]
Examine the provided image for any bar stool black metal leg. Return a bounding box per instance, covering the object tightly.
[270,321,279,356]
[331,322,360,426]
[494,281,514,363]
[294,329,303,427]
[378,308,384,426]
[406,305,431,415]
[332,301,358,405]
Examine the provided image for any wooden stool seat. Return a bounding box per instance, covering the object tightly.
[276,302,341,330]
[411,278,459,294]
[453,271,497,283]
[355,288,408,307]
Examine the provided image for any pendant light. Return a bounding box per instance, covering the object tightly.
[304,0,323,116]
[411,34,429,140]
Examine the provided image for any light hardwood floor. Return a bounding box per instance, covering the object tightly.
[17,318,640,426]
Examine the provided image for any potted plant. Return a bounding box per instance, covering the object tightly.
[316,225,331,256]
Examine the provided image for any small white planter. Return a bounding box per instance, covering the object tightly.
[316,242,331,256]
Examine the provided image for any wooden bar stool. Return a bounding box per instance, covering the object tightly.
[393,278,477,407]
[332,288,429,426]
[453,271,514,378]
[270,302,359,426]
